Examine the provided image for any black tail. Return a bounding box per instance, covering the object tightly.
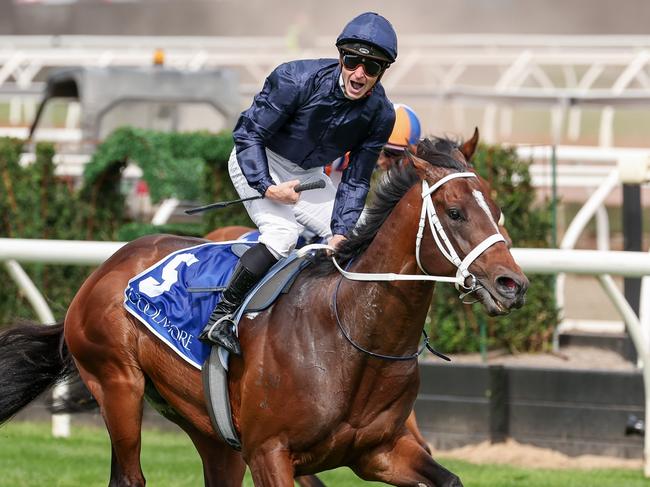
[47,373,98,414]
[0,322,75,425]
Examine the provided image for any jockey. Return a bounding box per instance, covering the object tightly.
[377,103,421,170]
[199,12,398,354]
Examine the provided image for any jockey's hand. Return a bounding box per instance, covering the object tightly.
[328,234,346,250]
[264,180,300,204]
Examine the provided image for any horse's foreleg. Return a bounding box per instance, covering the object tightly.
[352,434,462,487]
[247,443,295,486]
[405,411,432,455]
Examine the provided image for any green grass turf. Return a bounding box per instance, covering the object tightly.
[0,421,645,486]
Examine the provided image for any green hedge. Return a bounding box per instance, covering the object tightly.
[0,129,249,324]
[0,139,96,323]
[83,126,251,232]
[0,130,557,353]
[117,222,205,241]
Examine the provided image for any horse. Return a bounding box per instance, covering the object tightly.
[0,135,528,487]
[203,131,498,487]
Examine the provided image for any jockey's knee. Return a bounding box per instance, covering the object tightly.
[240,243,278,275]
[259,229,300,259]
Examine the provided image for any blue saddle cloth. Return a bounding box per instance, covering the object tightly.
[124,234,258,369]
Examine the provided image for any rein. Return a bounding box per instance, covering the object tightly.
[332,273,450,361]
[299,173,505,362]
[297,245,450,361]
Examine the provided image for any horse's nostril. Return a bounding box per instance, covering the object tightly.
[496,276,518,295]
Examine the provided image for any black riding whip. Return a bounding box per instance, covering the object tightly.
[185,179,326,215]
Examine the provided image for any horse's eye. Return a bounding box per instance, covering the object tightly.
[447,208,462,221]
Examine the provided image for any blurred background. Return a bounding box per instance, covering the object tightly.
[5,0,650,36]
[4,0,650,145]
[3,1,650,485]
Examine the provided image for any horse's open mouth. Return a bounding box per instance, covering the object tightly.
[474,286,509,316]
[473,275,524,316]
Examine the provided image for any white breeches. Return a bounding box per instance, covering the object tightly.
[228,147,337,259]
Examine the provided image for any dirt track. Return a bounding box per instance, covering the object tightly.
[445,345,636,371]
[434,439,643,470]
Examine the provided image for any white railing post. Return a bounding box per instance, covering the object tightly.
[599,274,650,476]
[552,169,620,350]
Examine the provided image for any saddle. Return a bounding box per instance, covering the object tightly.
[228,242,312,316]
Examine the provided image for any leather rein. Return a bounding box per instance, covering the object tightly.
[303,172,506,361]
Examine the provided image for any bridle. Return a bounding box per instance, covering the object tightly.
[298,171,507,361]
[331,171,506,299]
[416,172,506,297]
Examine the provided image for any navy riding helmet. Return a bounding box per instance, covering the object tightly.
[336,12,398,64]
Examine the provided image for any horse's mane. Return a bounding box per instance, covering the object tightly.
[311,136,467,274]
[416,137,466,165]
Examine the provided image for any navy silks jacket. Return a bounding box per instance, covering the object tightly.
[232,59,395,236]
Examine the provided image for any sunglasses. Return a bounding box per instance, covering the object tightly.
[341,54,386,77]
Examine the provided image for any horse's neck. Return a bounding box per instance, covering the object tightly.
[337,187,434,356]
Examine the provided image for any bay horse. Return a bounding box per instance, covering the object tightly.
[203,131,494,487]
[0,137,527,487]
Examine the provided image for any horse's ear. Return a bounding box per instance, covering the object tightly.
[460,127,480,162]
[404,147,429,177]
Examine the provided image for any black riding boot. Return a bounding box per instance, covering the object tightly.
[198,243,277,354]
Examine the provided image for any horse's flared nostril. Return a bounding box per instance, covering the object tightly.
[496,275,520,296]
[495,272,529,306]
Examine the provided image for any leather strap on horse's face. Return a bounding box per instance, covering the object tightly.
[328,171,506,300]
[415,172,505,292]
